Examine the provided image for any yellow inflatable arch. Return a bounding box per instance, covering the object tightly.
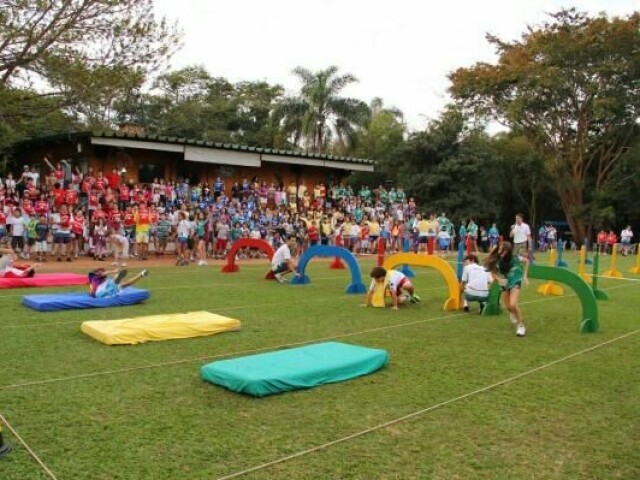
[382,253,460,311]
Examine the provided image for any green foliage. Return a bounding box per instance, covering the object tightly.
[347,98,407,187]
[274,66,371,152]
[0,0,180,87]
[392,107,502,222]
[491,134,557,229]
[0,0,180,139]
[132,67,285,147]
[450,9,640,240]
[0,86,78,153]
[592,140,640,228]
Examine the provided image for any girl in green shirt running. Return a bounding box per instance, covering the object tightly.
[485,242,529,337]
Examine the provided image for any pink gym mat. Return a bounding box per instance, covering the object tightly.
[0,273,88,289]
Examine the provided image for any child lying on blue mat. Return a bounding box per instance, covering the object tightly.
[88,268,149,298]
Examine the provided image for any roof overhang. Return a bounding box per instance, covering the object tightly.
[91,136,184,153]
[185,146,261,167]
[88,135,375,172]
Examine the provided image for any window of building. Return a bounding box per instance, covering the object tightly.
[138,164,163,184]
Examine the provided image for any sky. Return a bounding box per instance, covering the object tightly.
[153,0,638,131]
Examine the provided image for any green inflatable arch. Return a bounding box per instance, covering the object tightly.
[484,265,599,333]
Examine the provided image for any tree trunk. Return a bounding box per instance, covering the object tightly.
[557,185,586,246]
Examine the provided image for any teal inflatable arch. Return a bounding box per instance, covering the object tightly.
[291,245,366,294]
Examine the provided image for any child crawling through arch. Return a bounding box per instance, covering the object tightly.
[0,247,41,278]
[88,268,149,298]
[364,266,420,309]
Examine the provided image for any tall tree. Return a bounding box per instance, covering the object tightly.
[130,67,284,147]
[395,107,502,222]
[0,86,78,159]
[0,0,180,133]
[491,134,557,230]
[347,97,406,187]
[274,66,370,152]
[351,97,405,160]
[449,9,640,241]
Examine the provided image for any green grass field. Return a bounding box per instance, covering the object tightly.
[1,253,639,480]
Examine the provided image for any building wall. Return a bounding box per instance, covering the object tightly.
[88,145,347,189]
[13,140,349,191]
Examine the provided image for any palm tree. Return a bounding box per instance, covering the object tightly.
[273,66,370,153]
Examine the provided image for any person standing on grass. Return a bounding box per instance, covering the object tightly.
[437,226,451,255]
[308,220,319,246]
[155,212,171,256]
[596,229,607,254]
[7,207,26,254]
[485,242,529,337]
[467,218,479,252]
[546,224,557,250]
[176,211,191,266]
[461,254,491,314]
[54,204,72,262]
[123,205,136,258]
[109,224,129,267]
[509,213,532,257]
[416,214,428,253]
[367,216,381,254]
[620,226,633,256]
[24,212,37,260]
[458,220,467,247]
[215,219,230,260]
[35,214,49,262]
[71,209,85,259]
[134,202,151,260]
[271,237,298,284]
[479,226,489,253]
[606,230,617,255]
[195,211,207,266]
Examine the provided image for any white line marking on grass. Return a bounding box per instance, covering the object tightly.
[0,283,636,391]
[591,275,640,282]
[0,413,58,480]
[214,327,640,480]
[0,307,463,391]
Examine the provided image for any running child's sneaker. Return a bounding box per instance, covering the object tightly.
[275,273,285,284]
[140,269,149,278]
[509,313,518,325]
[114,269,128,285]
[516,324,527,337]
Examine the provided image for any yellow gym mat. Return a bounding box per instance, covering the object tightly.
[81,311,241,345]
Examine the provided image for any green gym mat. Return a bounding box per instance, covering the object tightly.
[200,342,389,397]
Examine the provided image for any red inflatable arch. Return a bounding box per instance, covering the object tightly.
[221,238,276,279]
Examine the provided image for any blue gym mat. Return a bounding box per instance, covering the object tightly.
[201,341,389,397]
[22,287,150,312]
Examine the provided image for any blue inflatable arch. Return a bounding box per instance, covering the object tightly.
[291,245,367,294]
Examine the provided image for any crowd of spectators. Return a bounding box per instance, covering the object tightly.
[0,158,634,267]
